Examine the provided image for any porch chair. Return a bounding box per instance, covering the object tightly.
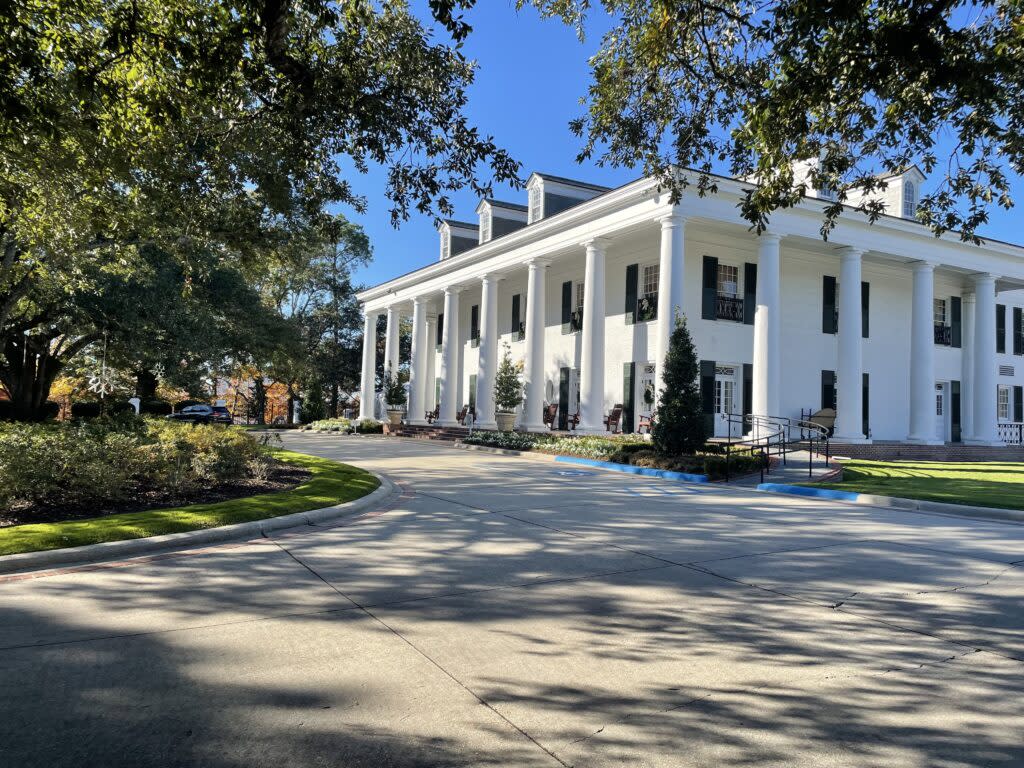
[542,403,559,430]
[637,411,655,435]
[425,406,439,424]
[456,405,470,425]
[604,404,624,434]
[565,410,580,430]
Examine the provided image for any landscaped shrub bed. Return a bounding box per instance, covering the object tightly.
[301,418,383,434]
[462,431,764,480]
[0,417,298,524]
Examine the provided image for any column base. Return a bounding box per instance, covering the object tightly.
[474,421,498,431]
[964,438,1005,447]
[906,436,944,445]
[575,425,607,436]
[436,419,460,428]
[831,434,872,444]
[521,423,549,433]
[408,419,428,426]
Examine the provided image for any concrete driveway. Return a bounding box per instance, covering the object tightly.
[1,434,1022,768]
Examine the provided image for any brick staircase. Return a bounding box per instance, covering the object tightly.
[387,423,470,441]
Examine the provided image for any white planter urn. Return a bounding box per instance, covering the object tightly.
[386,409,403,427]
[495,412,517,432]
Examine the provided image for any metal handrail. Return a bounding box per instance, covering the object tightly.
[720,413,831,483]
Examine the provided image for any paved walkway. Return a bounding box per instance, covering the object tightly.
[1,434,1021,767]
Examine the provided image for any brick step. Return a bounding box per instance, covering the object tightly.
[793,440,1024,462]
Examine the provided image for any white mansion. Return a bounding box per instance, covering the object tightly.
[356,168,1024,446]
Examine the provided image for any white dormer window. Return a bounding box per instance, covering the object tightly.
[819,185,836,201]
[479,209,492,244]
[903,180,916,219]
[440,229,450,260]
[528,186,542,223]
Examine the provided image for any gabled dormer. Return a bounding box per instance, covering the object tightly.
[475,199,528,244]
[525,173,609,223]
[438,220,478,261]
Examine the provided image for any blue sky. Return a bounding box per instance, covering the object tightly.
[344,2,1023,289]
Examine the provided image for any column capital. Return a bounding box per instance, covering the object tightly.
[480,272,505,284]
[656,211,686,228]
[526,256,551,268]
[836,245,863,260]
[580,236,610,251]
[971,271,999,284]
[443,284,465,295]
[911,260,936,274]
[412,295,429,308]
[759,231,784,246]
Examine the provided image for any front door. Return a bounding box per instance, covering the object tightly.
[714,366,740,437]
[635,363,657,424]
[935,382,948,442]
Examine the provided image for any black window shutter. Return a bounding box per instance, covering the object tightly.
[624,264,638,324]
[702,256,718,320]
[622,363,636,433]
[436,312,444,349]
[996,304,1006,353]
[742,363,753,417]
[470,305,479,344]
[951,296,962,348]
[821,370,836,410]
[700,360,716,434]
[468,374,477,414]
[743,263,757,326]
[862,373,870,438]
[558,368,570,429]
[861,282,870,338]
[1015,385,1023,423]
[823,276,837,334]
[560,281,573,334]
[511,295,520,335]
[951,380,961,443]
[1014,308,1023,356]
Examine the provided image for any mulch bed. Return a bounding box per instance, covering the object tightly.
[0,461,311,527]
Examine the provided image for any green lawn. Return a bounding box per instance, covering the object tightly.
[0,450,379,557]
[814,459,1024,510]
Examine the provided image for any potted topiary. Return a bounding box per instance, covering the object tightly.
[382,367,406,426]
[493,343,523,432]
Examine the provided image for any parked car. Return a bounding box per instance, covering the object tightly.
[166,404,233,425]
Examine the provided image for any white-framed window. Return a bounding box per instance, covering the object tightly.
[903,180,917,219]
[717,264,739,297]
[479,210,491,244]
[934,298,947,325]
[642,264,659,297]
[440,230,450,260]
[998,386,1010,420]
[575,281,585,311]
[528,186,542,223]
[819,185,836,201]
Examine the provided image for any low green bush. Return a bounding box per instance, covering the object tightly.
[0,416,266,515]
[140,400,173,416]
[355,419,383,434]
[70,401,105,419]
[701,452,764,480]
[304,418,352,433]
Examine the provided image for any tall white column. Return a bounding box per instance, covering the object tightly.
[383,305,400,377]
[654,213,686,400]
[579,238,608,433]
[908,261,940,443]
[476,274,501,430]
[522,258,549,431]
[359,309,379,421]
[408,298,427,425]
[968,273,1001,445]
[424,313,438,412]
[833,247,868,442]
[961,292,976,441]
[752,233,782,423]
[438,287,462,427]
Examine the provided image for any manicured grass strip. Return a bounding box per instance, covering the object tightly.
[812,459,1024,511]
[0,450,379,557]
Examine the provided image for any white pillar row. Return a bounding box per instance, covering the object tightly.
[961,291,976,442]
[654,212,686,400]
[424,313,438,413]
[968,273,1001,445]
[522,258,549,431]
[833,246,868,442]
[751,232,781,424]
[579,238,608,434]
[358,309,379,421]
[383,305,400,378]
[907,261,940,443]
[407,297,428,425]
[476,274,502,430]
[437,286,462,427]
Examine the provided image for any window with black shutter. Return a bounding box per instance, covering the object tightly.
[823,277,837,334]
[470,305,480,347]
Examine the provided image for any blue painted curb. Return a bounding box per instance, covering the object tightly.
[554,455,709,484]
[757,483,860,502]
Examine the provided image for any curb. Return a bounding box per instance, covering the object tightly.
[554,455,710,483]
[450,442,557,460]
[0,472,399,575]
[756,482,1024,524]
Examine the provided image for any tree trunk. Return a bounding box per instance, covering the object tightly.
[329,383,339,417]
[251,378,267,425]
[135,368,159,400]
[0,335,64,421]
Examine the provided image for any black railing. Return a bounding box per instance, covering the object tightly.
[934,323,952,346]
[998,422,1024,445]
[512,321,526,342]
[569,309,584,333]
[636,293,658,323]
[716,294,744,322]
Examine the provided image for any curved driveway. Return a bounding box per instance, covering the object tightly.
[1,434,1022,767]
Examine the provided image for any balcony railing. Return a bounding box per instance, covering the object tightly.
[569,309,584,333]
[636,293,658,323]
[934,323,952,346]
[998,422,1024,445]
[512,321,525,342]
[716,294,744,322]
